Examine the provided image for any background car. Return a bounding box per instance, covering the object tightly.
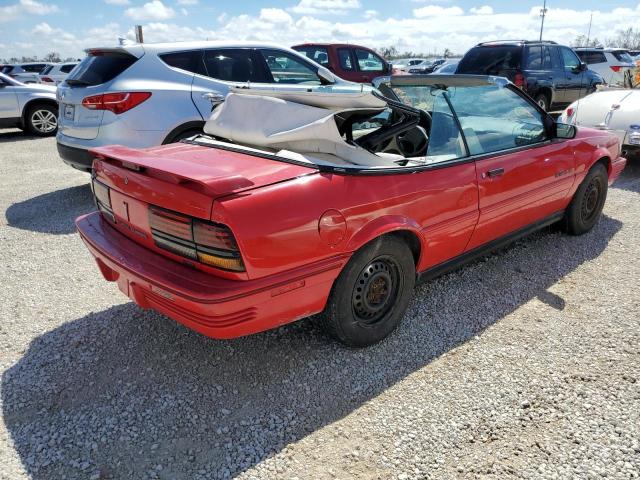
[38,62,79,85]
[408,58,446,74]
[56,41,369,172]
[559,88,640,158]
[392,58,430,72]
[574,48,636,86]
[292,43,391,83]
[431,60,459,74]
[1,62,54,83]
[0,72,58,135]
[456,40,604,111]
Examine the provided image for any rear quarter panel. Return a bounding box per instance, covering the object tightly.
[213,163,479,279]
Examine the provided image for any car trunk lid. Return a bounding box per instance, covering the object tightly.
[91,141,314,239]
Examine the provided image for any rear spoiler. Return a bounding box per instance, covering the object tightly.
[83,45,145,59]
[89,145,253,197]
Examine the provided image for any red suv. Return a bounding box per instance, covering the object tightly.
[292,43,391,83]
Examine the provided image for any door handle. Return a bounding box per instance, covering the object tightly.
[486,168,505,178]
[202,91,225,105]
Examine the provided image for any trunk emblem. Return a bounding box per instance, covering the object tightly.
[124,177,129,185]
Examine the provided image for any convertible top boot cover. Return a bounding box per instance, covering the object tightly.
[203,93,392,167]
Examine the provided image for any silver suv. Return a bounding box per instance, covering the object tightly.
[0,73,58,136]
[56,41,357,172]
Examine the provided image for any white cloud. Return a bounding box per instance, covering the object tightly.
[3,5,640,62]
[0,0,59,22]
[125,0,175,21]
[470,5,493,15]
[259,8,293,24]
[289,0,361,15]
[413,5,464,17]
[363,9,378,19]
[177,0,198,4]
[104,0,130,5]
[180,7,188,15]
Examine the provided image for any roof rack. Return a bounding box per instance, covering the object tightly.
[476,40,558,46]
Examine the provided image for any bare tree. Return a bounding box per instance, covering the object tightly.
[43,51,62,62]
[605,27,640,49]
[572,35,601,48]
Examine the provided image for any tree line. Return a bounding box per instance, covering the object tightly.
[572,27,640,49]
[0,52,80,64]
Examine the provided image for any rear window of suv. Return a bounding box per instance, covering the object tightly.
[65,51,137,86]
[611,51,634,63]
[457,45,522,74]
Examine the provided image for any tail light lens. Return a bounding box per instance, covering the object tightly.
[82,92,151,114]
[610,66,622,72]
[149,207,245,272]
[513,72,526,89]
[41,76,54,83]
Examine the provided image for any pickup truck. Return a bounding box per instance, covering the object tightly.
[292,43,392,84]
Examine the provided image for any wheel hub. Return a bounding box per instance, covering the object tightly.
[581,178,601,222]
[352,258,399,325]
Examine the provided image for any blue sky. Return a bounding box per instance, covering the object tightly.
[1,0,640,59]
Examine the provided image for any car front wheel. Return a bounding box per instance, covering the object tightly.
[26,104,58,136]
[565,162,608,235]
[319,235,415,347]
[535,93,550,111]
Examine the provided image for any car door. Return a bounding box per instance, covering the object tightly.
[0,78,19,121]
[353,48,387,83]
[335,47,360,82]
[558,46,585,104]
[445,83,576,249]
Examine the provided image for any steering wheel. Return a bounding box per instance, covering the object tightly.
[396,126,428,157]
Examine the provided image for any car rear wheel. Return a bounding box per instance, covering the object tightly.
[535,93,550,111]
[565,162,608,235]
[319,235,415,347]
[26,104,58,136]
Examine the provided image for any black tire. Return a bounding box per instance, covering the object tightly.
[319,235,415,347]
[534,92,550,111]
[167,129,202,144]
[25,103,58,136]
[565,162,608,235]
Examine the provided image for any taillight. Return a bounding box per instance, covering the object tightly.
[610,66,622,72]
[82,92,151,114]
[41,76,54,83]
[148,207,245,272]
[566,107,574,117]
[92,179,114,222]
[513,72,526,89]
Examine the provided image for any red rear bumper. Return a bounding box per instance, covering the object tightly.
[76,212,348,339]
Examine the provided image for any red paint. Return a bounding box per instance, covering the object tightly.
[292,43,391,84]
[77,128,626,339]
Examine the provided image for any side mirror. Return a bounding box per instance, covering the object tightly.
[556,122,577,139]
[317,66,336,85]
[575,62,587,72]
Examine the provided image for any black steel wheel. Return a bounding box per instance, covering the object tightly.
[319,235,415,347]
[565,162,608,235]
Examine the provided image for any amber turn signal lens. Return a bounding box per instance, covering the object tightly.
[197,252,245,271]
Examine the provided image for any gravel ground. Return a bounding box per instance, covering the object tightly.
[0,129,639,480]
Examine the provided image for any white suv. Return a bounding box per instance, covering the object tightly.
[38,63,79,85]
[574,48,636,86]
[56,41,366,172]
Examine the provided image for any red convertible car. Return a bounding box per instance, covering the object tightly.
[76,75,626,347]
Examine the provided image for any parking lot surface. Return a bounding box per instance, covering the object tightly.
[0,129,639,480]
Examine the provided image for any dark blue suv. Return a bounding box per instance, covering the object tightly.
[456,40,604,111]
